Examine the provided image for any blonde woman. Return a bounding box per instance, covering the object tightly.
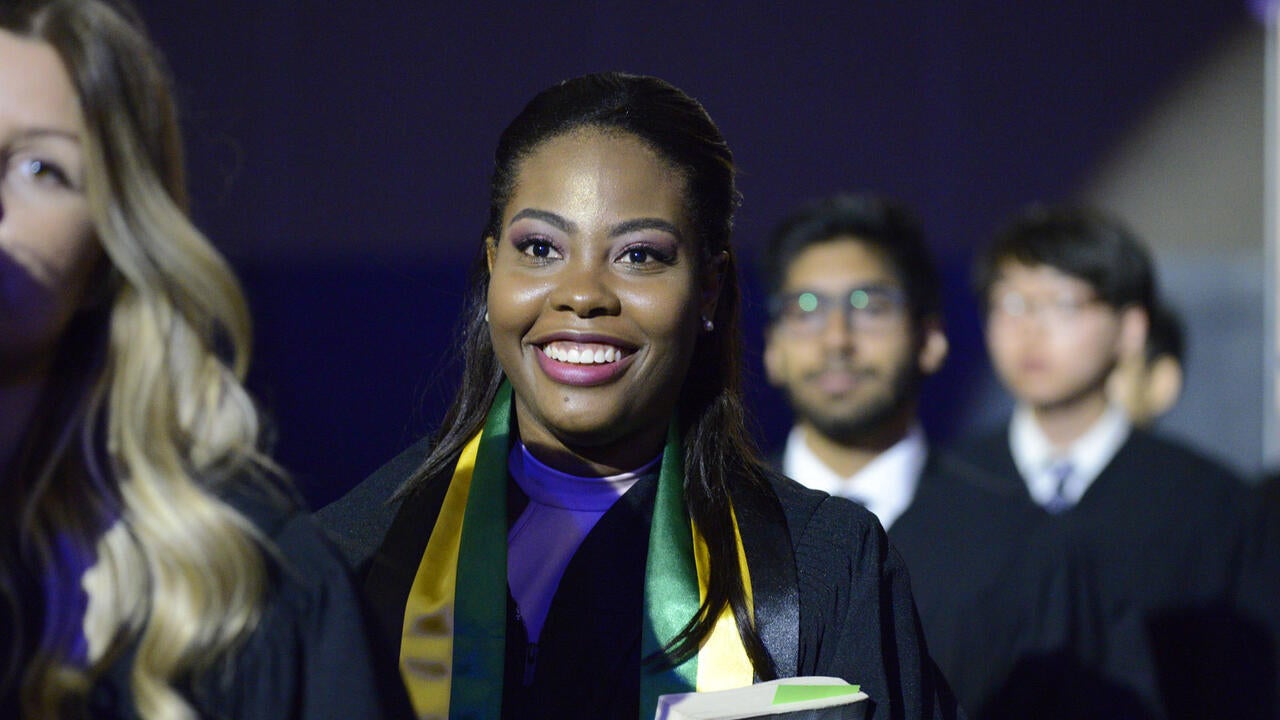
[0,1,410,718]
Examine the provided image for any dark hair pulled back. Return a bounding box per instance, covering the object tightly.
[403,72,778,677]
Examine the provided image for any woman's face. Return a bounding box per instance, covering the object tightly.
[486,129,718,474]
[0,30,97,385]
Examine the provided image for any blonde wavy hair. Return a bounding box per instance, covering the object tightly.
[0,1,283,717]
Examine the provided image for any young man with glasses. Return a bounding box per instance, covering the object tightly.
[953,204,1253,719]
[761,194,946,523]
[759,193,1042,712]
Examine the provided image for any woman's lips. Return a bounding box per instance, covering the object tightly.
[534,340,633,386]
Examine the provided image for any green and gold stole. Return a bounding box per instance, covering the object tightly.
[399,382,754,720]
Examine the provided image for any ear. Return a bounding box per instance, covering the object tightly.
[699,250,729,323]
[763,326,786,387]
[1144,355,1184,420]
[485,236,497,274]
[1116,305,1149,362]
[917,316,949,376]
[1106,356,1139,421]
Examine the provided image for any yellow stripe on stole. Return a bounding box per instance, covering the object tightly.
[692,509,755,691]
[400,431,483,720]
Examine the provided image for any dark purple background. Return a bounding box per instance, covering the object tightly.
[131,2,1249,507]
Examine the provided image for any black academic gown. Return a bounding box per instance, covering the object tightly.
[947,425,1254,720]
[76,489,413,720]
[768,444,1043,715]
[1234,475,1280,719]
[887,452,1044,713]
[319,437,962,720]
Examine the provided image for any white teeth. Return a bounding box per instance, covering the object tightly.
[542,342,624,365]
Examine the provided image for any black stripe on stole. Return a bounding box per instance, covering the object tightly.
[729,477,801,678]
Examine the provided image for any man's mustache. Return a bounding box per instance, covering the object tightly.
[801,361,876,382]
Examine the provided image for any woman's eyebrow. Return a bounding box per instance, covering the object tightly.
[12,127,81,144]
[609,217,683,241]
[508,208,575,234]
[507,210,683,242]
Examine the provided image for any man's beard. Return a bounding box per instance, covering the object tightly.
[789,357,919,445]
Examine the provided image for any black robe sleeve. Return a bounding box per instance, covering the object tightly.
[778,478,962,720]
[316,436,433,577]
[1235,475,1280,718]
[198,510,415,720]
[89,497,414,720]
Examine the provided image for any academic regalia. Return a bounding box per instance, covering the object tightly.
[1234,475,1280,719]
[768,440,1059,712]
[22,488,414,720]
[498,471,653,718]
[886,451,1044,712]
[319,435,963,720]
[948,425,1253,720]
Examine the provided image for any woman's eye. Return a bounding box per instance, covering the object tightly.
[11,157,71,188]
[619,246,672,265]
[515,238,558,259]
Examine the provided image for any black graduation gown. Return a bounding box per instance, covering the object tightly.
[947,425,1254,720]
[886,451,1044,713]
[498,470,653,718]
[318,437,962,720]
[77,489,413,720]
[1234,475,1280,719]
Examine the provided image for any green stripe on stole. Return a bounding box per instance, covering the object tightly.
[449,382,511,719]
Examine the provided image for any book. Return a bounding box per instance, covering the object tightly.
[654,676,868,720]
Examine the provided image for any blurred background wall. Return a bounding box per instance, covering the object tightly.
[131,1,1266,507]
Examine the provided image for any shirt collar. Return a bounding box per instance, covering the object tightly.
[508,441,655,511]
[1009,403,1131,507]
[782,424,926,530]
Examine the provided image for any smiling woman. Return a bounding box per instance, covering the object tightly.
[320,72,960,720]
[486,129,711,467]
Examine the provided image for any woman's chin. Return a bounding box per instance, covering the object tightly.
[521,416,667,474]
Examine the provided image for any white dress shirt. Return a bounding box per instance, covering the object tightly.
[1009,402,1131,510]
[781,424,926,531]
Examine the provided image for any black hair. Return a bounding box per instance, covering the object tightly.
[401,72,778,678]
[1144,302,1185,365]
[973,204,1156,315]
[759,193,940,325]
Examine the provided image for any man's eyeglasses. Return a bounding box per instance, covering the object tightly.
[769,286,908,335]
[988,289,1106,324]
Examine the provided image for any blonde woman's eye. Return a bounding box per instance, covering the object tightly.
[17,158,71,187]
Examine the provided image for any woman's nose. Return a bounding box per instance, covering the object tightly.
[549,260,621,318]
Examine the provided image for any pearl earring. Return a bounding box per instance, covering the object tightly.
[702,316,714,332]
[484,311,490,323]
